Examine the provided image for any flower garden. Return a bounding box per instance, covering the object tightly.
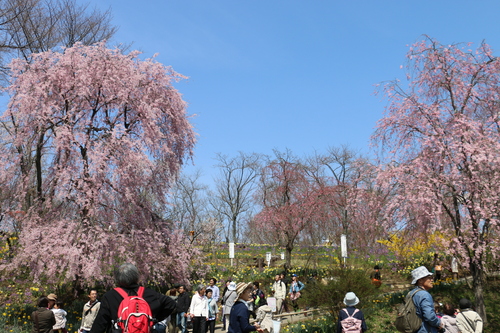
[1,240,500,332]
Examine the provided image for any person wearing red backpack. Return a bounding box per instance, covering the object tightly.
[89,263,176,333]
[336,292,367,333]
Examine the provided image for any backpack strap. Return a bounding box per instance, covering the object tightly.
[137,286,145,298]
[460,311,476,332]
[343,308,359,317]
[114,287,129,299]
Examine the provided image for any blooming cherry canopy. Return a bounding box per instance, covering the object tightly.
[374,37,500,320]
[0,42,197,286]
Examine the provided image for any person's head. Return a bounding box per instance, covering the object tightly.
[275,274,280,281]
[411,266,434,290]
[235,282,253,302]
[374,265,380,270]
[253,282,260,289]
[54,300,64,309]
[209,278,217,286]
[114,263,140,287]
[227,281,237,291]
[459,298,472,310]
[434,301,442,313]
[89,289,98,302]
[206,289,213,298]
[443,303,455,316]
[196,284,206,296]
[292,274,298,281]
[37,296,50,308]
[280,273,285,279]
[178,285,186,294]
[343,292,360,307]
[47,293,57,308]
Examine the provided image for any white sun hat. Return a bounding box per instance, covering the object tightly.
[343,292,360,306]
[228,281,237,291]
[411,266,433,285]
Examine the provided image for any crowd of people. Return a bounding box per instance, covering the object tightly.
[30,263,484,333]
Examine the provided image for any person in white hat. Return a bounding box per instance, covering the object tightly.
[336,292,367,333]
[408,266,443,333]
[222,282,238,332]
[228,282,263,333]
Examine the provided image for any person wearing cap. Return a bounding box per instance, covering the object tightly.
[456,298,483,333]
[288,274,304,311]
[47,293,57,309]
[409,266,443,333]
[223,281,238,332]
[228,282,263,333]
[336,292,367,333]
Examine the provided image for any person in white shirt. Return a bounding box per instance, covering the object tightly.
[51,300,67,333]
[207,278,220,302]
[188,285,208,333]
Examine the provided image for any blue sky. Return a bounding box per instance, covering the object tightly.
[86,0,500,185]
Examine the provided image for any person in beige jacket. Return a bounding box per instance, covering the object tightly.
[271,275,287,314]
[255,304,274,333]
[79,290,100,333]
[456,298,483,333]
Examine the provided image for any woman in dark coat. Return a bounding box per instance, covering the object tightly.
[32,296,56,333]
[228,282,263,333]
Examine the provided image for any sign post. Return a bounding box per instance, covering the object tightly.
[266,252,272,267]
[341,234,347,267]
[229,242,235,266]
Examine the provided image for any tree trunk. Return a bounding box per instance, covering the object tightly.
[471,261,487,324]
[232,217,237,243]
[284,243,293,272]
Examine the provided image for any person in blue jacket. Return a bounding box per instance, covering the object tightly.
[336,292,367,333]
[228,282,263,333]
[410,266,443,333]
[288,274,305,311]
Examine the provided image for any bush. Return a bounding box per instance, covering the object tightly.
[300,267,380,316]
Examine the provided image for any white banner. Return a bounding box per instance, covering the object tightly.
[341,234,347,258]
[229,242,235,259]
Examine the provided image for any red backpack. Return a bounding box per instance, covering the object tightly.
[114,286,153,333]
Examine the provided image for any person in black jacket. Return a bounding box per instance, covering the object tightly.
[176,285,191,333]
[89,263,176,333]
[336,292,367,333]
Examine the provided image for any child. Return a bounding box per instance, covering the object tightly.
[51,300,67,333]
[337,292,367,333]
[440,303,459,333]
